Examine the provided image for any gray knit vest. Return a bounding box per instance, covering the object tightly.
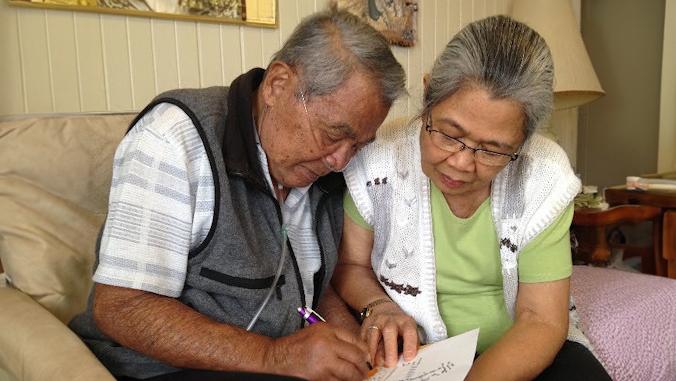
[69,70,345,378]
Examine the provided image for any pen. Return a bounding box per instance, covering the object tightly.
[298,306,373,371]
[297,306,326,324]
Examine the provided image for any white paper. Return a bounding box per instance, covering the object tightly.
[365,328,479,381]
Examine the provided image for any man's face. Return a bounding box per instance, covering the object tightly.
[259,68,389,188]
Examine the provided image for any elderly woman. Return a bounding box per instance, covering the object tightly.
[332,15,611,380]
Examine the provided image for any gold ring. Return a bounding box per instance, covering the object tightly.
[367,325,379,330]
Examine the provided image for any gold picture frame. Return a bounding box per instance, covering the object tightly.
[8,0,278,27]
[331,0,417,47]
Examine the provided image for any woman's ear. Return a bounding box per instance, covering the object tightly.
[261,61,294,107]
[422,73,430,101]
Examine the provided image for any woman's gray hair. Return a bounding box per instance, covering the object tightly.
[422,15,554,138]
[270,6,406,107]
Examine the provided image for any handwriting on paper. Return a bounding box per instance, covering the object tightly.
[366,328,478,381]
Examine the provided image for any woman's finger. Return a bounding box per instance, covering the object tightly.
[380,323,400,367]
[365,325,381,365]
[401,324,419,361]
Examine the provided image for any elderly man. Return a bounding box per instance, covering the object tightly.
[69,6,406,381]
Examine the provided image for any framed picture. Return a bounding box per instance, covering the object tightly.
[8,0,277,27]
[331,0,418,46]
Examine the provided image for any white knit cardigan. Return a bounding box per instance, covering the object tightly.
[343,117,591,349]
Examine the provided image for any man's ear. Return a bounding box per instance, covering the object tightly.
[262,61,295,107]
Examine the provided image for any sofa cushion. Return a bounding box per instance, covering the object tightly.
[0,287,116,380]
[0,113,134,324]
[571,265,676,381]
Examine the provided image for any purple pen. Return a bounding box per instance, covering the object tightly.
[297,306,325,324]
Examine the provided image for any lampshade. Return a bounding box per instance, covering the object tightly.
[510,0,605,110]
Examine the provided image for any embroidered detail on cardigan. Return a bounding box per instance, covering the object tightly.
[379,275,421,296]
[500,238,518,252]
[367,177,388,187]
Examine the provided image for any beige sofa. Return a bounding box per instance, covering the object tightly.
[1,112,676,381]
[0,112,136,381]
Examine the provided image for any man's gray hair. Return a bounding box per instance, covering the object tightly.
[270,6,406,107]
[423,15,554,138]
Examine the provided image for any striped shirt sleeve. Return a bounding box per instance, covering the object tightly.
[93,103,214,297]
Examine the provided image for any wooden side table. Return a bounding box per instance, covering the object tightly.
[571,205,662,274]
[604,186,676,279]
[663,210,676,278]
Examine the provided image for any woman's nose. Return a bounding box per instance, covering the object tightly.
[446,146,476,172]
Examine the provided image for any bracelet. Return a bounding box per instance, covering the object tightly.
[359,297,393,323]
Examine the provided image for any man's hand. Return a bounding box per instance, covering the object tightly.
[94,283,370,380]
[265,323,371,381]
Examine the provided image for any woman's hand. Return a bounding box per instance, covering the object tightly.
[331,214,420,367]
[361,301,419,367]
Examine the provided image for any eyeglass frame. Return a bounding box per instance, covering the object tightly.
[424,111,521,167]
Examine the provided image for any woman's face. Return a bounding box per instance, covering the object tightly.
[420,86,526,202]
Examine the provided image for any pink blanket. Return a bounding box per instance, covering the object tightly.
[571,266,676,381]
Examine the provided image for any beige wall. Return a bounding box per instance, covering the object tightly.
[0,0,511,118]
[577,0,665,189]
[1,0,596,164]
[658,0,676,173]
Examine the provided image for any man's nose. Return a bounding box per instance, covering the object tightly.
[324,143,354,172]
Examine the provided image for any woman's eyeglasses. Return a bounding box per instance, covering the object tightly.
[425,112,520,167]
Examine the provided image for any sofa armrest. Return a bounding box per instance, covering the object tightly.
[0,287,115,381]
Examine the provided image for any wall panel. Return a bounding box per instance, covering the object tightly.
[435,1,448,57]
[18,9,53,113]
[197,22,225,87]
[151,19,180,95]
[0,0,514,123]
[447,0,462,43]
[419,0,437,80]
[174,21,200,89]
[390,47,410,120]
[1,0,611,178]
[74,12,108,112]
[461,0,475,27]
[278,1,298,44]
[128,17,155,109]
[0,3,23,114]
[260,25,281,70]
[47,12,81,112]
[241,27,264,72]
[101,15,133,110]
[220,25,243,86]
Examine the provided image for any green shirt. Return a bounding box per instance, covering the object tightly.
[344,182,573,353]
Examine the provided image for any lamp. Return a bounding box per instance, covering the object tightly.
[510,0,605,110]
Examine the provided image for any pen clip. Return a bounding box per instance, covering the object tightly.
[297,306,325,323]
